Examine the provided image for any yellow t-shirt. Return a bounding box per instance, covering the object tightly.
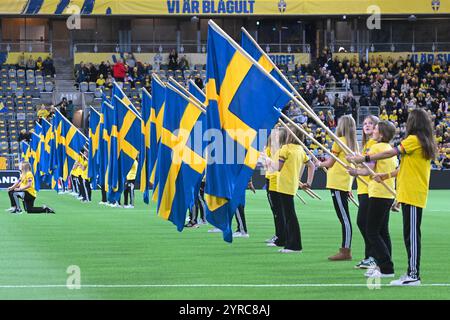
[268,149,281,192]
[326,137,354,192]
[21,171,36,198]
[127,160,138,180]
[96,78,106,86]
[368,142,397,199]
[396,135,431,208]
[357,138,377,195]
[80,157,89,180]
[37,109,49,119]
[275,144,309,196]
[264,146,272,179]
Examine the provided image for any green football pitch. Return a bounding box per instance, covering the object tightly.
[1,189,449,300]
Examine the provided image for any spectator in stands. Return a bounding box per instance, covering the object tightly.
[98,61,110,79]
[88,63,98,83]
[18,129,31,143]
[168,49,178,70]
[96,74,106,87]
[26,55,35,70]
[154,52,163,72]
[105,73,114,88]
[179,55,189,73]
[125,53,136,69]
[42,56,55,77]
[113,59,127,82]
[66,100,74,123]
[55,98,68,119]
[36,57,43,71]
[37,105,49,123]
[326,110,336,129]
[194,74,204,90]
[342,74,351,91]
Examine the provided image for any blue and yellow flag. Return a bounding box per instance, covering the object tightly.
[21,141,31,162]
[149,76,166,202]
[40,118,53,176]
[88,107,101,189]
[140,88,152,204]
[30,128,42,192]
[204,21,291,242]
[98,101,114,190]
[108,95,143,202]
[241,29,292,91]
[155,84,206,231]
[113,82,140,116]
[189,80,206,104]
[0,99,7,113]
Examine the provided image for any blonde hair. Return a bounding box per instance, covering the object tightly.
[335,115,358,152]
[21,162,31,173]
[362,115,380,147]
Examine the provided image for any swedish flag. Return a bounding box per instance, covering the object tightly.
[155,84,206,231]
[149,76,166,202]
[21,141,30,162]
[30,125,42,191]
[189,80,206,104]
[241,29,292,91]
[88,107,102,189]
[108,95,143,202]
[40,118,53,176]
[98,101,114,191]
[140,88,152,203]
[113,82,140,116]
[204,21,291,242]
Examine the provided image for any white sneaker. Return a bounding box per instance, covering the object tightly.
[5,207,15,212]
[265,236,278,243]
[365,268,395,278]
[266,242,278,247]
[207,228,221,233]
[279,249,302,253]
[124,205,134,209]
[233,232,250,238]
[77,196,83,200]
[390,274,421,286]
[98,201,107,205]
[70,192,78,196]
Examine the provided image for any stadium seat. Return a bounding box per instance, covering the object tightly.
[88,82,97,92]
[8,68,16,79]
[10,81,17,91]
[16,87,24,97]
[36,80,44,92]
[79,82,88,92]
[32,87,40,97]
[44,81,54,92]
[123,82,131,93]
[94,87,102,98]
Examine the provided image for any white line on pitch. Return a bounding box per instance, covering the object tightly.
[0,283,450,289]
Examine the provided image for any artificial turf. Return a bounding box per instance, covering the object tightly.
[0,189,449,300]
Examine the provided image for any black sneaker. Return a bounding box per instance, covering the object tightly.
[184,221,198,228]
[355,257,377,269]
[44,205,55,214]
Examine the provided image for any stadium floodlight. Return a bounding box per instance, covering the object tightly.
[256,21,260,26]
[180,46,184,53]
[265,45,270,53]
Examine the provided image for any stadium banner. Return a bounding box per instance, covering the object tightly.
[0,52,51,65]
[0,170,21,189]
[4,0,449,15]
[369,51,450,64]
[74,52,310,65]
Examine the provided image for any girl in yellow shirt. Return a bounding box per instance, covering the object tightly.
[349,121,397,278]
[263,124,315,253]
[355,115,379,269]
[8,162,55,214]
[316,115,357,261]
[78,149,91,203]
[348,109,437,286]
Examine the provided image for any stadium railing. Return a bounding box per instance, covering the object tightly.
[329,41,450,53]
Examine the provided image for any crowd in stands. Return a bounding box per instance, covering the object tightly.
[74,50,205,94]
[16,53,55,77]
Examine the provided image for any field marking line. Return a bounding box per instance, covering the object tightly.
[0,283,450,289]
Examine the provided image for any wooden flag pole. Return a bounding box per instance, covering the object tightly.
[168,77,208,111]
[295,192,307,205]
[188,79,207,98]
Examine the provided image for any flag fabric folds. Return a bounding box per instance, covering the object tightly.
[140,88,152,203]
[108,95,143,202]
[155,84,206,231]
[149,76,166,201]
[188,81,206,104]
[30,126,42,191]
[98,101,114,192]
[204,21,291,242]
[88,107,101,189]
[21,141,30,162]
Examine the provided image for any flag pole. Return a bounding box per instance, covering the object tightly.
[209,20,394,196]
[188,79,206,98]
[168,77,207,111]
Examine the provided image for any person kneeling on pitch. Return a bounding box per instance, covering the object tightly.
[9,162,55,214]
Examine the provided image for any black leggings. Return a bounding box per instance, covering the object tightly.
[280,192,302,250]
[266,179,278,237]
[367,197,394,274]
[12,191,47,213]
[234,205,247,233]
[357,194,372,259]
[124,179,135,206]
[330,189,352,249]
[402,204,423,278]
[71,175,79,194]
[78,177,91,201]
[268,191,286,246]
[8,190,15,207]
